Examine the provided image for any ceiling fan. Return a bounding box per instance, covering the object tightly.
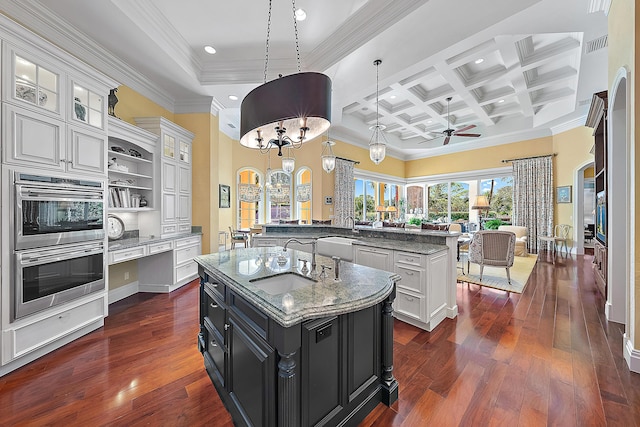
[427,97,481,145]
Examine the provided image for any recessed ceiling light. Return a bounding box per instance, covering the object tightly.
[228,95,238,101]
[204,45,216,54]
[427,120,432,124]
[389,95,396,99]
[498,99,505,103]
[295,8,306,21]
[475,58,484,64]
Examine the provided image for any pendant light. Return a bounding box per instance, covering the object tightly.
[321,139,336,173]
[240,0,332,160]
[369,59,387,165]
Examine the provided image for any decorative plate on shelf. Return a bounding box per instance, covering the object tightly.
[16,83,48,106]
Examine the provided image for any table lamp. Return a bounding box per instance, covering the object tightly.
[471,195,490,230]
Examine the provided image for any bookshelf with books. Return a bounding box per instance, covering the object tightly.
[107,116,158,212]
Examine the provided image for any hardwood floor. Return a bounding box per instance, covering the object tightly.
[1,253,639,426]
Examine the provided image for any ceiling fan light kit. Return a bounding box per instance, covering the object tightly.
[424,97,481,145]
[239,0,332,173]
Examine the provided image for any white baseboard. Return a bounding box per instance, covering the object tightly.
[138,283,171,293]
[447,305,458,318]
[624,335,640,373]
[108,281,139,304]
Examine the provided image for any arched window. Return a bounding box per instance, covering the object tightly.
[266,169,291,223]
[237,168,263,229]
[295,167,312,224]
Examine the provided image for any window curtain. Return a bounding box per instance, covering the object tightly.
[238,183,261,203]
[296,183,311,202]
[512,156,553,253]
[333,158,355,227]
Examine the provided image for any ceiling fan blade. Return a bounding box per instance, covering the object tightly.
[443,136,451,145]
[454,133,481,137]
[454,124,476,133]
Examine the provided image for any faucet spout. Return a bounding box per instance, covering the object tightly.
[345,216,357,232]
[283,239,317,276]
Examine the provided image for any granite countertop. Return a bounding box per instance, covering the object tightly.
[253,232,448,256]
[108,232,201,251]
[195,247,400,328]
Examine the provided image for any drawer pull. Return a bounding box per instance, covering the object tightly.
[405,271,414,276]
[206,282,218,288]
[210,340,217,347]
[209,303,218,309]
[224,323,230,331]
[405,257,414,262]
[405,296,414,302]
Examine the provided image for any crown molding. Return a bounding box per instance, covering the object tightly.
[551,115,588,134]
[0,0,176,111]
[174,96,223,116]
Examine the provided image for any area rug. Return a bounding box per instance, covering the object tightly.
[457,254,538,293]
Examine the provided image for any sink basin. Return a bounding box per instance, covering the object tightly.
[250,272,316,295]
[317,237,356,262]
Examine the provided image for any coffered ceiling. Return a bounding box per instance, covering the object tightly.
[0,0,609,160]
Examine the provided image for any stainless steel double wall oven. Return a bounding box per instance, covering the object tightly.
[12,172,106,320]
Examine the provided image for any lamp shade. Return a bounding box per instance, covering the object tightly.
[240,72,332,149]
[471,195,490,210]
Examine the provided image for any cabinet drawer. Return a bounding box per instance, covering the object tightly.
[109,246,146,264]
[178,223,191,233]
[394,289,424,322]
[10,297,104,360]
[147,240,173,254]
[253,238,280,247]
[204,288,226,340]
[394,251,426,268]
[175,261,198,283]
[175,235,201,248]
[162,224,177,235]
[395,264,423,294]
[176,244,200,265]
[205,279,226,302]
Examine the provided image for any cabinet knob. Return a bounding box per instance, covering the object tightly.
[210,302,218,309]
[210,340,217,347]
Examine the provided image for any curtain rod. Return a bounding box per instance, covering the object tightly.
[336,156,360,165]
[501,153,557,163]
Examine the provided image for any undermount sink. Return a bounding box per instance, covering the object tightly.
[317,236,357,262]
[250,272,316,295]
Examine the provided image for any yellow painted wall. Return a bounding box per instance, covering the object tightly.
[112,86,174,125]
[175,113,217,254]
[552,126,596,230]
[405,136,553,177]
[584,166,594,178]
[608,0,638,350]
[218,131,235,237]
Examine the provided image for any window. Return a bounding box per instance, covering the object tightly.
[296,167,312,224]
[354,179,376,221]
[480,177,513,221]
[354,178,404,221]
[237,168,262,229]
[266,170,291,223]
[406,185,424,215]
[427,182,469,222]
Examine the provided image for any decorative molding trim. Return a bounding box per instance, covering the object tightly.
[174,96,221,115]
[108,281,139,304]
[551,115,589,134]
[624,334,640,373]
[0,0,175,111]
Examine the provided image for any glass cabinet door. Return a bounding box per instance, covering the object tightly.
[14,55,59,113]
[163,134,176,158]
[179,140,190,163]
[73,84,104,129]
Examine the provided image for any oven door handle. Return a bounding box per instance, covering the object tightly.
[20,248,103,265]
[22,190,103,200]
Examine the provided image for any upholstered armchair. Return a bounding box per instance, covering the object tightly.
[498,225,528,256]
[468,230,516,284]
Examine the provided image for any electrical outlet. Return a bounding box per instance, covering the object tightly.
[124,271,130,280]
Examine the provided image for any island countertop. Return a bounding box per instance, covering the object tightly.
[195,247,400,328]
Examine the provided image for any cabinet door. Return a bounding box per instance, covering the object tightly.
[3,103,65,171]
[162,133,176,160]
[427,252,448,319]
[162,192,177,223]
[162,160,177,192]
[354,247,392,271]
[67,125,106,175]
[228,311,276,427]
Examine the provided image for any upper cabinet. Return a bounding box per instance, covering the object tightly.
[1,38,117,177]
[135,117,194,237]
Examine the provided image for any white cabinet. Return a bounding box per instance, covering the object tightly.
[174,235,201,287]
[135,117,194,237]
[107,116,158,212]
[354,246,393,272]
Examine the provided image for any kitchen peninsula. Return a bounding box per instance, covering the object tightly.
[195,247,399,427]
[253,224,459,332]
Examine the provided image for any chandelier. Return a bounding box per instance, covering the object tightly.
[369,59,387,165]
[321,133,336,173]
[240,0,332,174]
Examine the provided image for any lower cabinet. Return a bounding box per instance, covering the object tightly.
[354,246,392,272]
[593,241,607,298]
[198,270,392,427]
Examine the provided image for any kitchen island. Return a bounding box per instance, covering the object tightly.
[195,247,400,427]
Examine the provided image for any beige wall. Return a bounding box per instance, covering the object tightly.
[608,0,638,351]
[108,261,139,290]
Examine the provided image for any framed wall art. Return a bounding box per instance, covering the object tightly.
[556,185,572,203]
[219,184,230,208]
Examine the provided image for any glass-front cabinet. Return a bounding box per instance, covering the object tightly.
[72,83,104,129]
[13,53,60,115]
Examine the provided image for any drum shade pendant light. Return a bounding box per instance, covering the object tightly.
[240,0,332,174]
[369,59,387,165]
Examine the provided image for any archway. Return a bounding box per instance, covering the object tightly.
[573,161,595,255]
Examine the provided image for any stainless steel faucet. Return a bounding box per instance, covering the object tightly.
[283,239,317,276]
[345,216,357,232]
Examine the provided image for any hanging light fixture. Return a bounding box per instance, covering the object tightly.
[369,59,387,165]
[281,146,295,174]
[321,137,336,173]
[240,0,332,168]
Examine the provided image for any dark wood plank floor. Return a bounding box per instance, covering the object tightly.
[1,252,639,426]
